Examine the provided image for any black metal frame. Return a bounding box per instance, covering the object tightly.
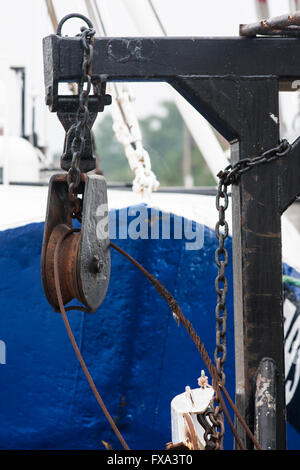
[43,32,300,449]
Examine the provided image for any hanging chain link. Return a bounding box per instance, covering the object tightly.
[214,137,291,383]
[209,138,292,450]
[216,139,291,187]
[215,179,229,385]
[67,26,96,221]
[198,405,225,450]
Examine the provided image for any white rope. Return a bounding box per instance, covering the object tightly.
[88,0,159,197]
[111,85,159,196]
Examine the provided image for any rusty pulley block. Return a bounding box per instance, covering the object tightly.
[41,173,110,312]
[41,14,111,313]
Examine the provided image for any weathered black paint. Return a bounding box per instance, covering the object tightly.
[43,36,300,83]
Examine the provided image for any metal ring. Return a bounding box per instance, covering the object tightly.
[56,13,94,36]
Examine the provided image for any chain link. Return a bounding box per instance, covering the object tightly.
[210,138,291,449]
[67,26,96,221]
[210,179,229,450]
[214,138,291,384]
[215,179,229,386]
[217,139,291,187]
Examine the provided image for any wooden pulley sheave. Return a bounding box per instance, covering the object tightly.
[41,13,112,313]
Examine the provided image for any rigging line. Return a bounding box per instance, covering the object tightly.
[89,1,134,122]
[92,0,108,37]
[148,0,167,35]
[110,241,262,451]
[218,382,259,448]
[91,0,122,101]
[53,229,130,451]
[45,0,77,95]
[84,0,100,34]
[45,0,58,30]
[89,0,118,100]
[69,308,87,421]
[63,306,91,412]
[89,1,135,105]
[109,242,241,449]
[90,1,159,195]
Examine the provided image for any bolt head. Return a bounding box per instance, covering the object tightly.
[90,255,102,274]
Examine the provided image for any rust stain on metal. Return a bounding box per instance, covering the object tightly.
[44,224,83,310]
[183,413,204,450]
[240,10,300,37]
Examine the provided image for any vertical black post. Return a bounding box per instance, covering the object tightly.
[231,78,286,449]
[171,75,286,449]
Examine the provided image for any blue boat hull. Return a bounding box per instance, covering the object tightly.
[0,206,299,449]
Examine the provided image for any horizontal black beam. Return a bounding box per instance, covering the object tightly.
[43,35,300,84]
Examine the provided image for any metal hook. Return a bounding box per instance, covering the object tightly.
[56,13,94,36]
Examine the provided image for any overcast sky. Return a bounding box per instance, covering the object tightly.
[0,0,297,157]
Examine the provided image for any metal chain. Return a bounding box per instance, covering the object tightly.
[214,138,291,383]
[109,241,262,450]
[67,26,96,221]
[215,179,229,385]
[198,404,225,450]
[211,176,229,449]
[211,138,291,448]
[216,139,291,187]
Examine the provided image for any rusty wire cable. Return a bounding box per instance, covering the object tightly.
[53,229,130,451]
[240,10,300,37]
[51,224,261,450]
[110,241,262,451]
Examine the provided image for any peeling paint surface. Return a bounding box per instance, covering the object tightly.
[269,113,279,124]
[256,374,276,412]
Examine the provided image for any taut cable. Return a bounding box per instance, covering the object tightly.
[53,229,130,451]
[51,227,261,451]
[110,241,262,451]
